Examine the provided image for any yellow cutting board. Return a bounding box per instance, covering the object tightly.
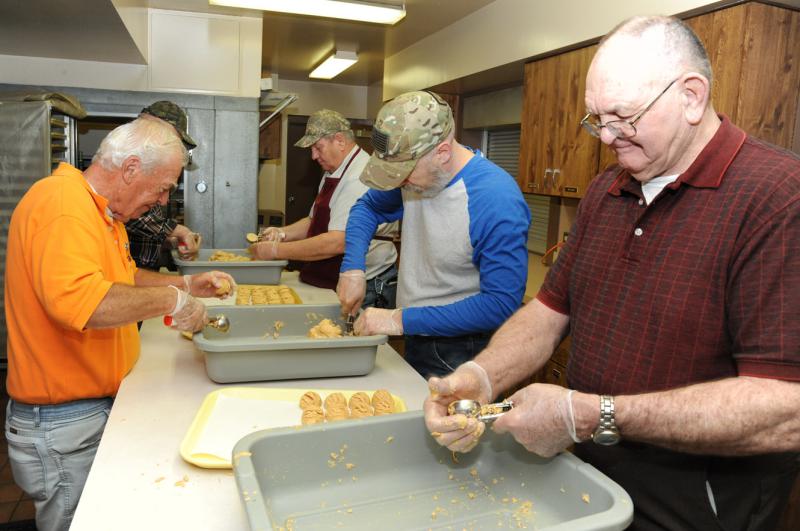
[179,387,406,469]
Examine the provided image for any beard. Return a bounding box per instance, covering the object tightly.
[402,167,452,198]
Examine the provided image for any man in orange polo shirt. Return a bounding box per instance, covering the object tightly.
[4,117,235,531]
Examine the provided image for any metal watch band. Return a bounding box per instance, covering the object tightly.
[599,395,616,430]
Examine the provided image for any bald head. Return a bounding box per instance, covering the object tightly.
[585,16,720,182]
[591,16,711,92]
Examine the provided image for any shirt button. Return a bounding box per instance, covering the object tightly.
[638,199,644,206]
[634,228,644,237]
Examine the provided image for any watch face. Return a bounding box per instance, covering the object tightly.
[593,429,620,446]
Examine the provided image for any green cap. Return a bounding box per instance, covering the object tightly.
[294,109,351,148]
[140,101,197,149]
[360,91,454,191]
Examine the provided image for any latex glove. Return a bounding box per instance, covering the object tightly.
[354,308,403,336]
[184,272,237,299]
[424,361,493,453]
[492,384,582,458]
[337,270,366,316]
[247,240,279,261]
[258,226,286,242]
[176,232,201,260]
[168,286,207,332]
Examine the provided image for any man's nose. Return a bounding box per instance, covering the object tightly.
[599,127,618,145]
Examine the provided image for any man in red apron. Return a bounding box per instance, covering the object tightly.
[249,110,397,306]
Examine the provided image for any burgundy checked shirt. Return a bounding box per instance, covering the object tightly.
[538,117,800,395]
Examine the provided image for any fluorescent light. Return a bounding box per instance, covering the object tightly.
[309,50,358,79]
[209,0,406,25]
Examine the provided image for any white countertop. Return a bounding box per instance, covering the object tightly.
[70,272,429,531]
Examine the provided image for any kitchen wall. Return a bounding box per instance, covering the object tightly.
[383,0,726,99]
[462,86,523,129]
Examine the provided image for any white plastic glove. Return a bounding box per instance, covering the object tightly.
[337,270,366,316]
[257,226,286,242]
[492,384,584,458]
[176,232,201,260]
[247,240,279,261]
[183,272,237,298]
[353,308,403,336]
[424,361,493,453]
[167,285,207,332]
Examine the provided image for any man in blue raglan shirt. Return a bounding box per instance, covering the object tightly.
[337,91,530,378]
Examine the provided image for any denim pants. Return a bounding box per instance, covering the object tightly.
[362,264,398,310]
[404,333,492,379]
[5,397,113,531]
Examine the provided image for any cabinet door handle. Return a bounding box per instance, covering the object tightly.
[552,168,561,189]
[551,367,562,380]
[544,168,553,187]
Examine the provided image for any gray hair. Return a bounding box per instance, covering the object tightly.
[602,15,713,87]
[93,117,188,172]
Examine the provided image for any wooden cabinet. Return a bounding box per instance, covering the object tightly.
[686,2,800,150]
[258,112,281,160]
[520,2,800,200]
[536,336,571,387]
[519,46,599,199]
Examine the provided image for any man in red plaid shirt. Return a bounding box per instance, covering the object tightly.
[424,15,800,530]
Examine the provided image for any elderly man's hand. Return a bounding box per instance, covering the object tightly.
[257,226,286,242]
[424,361,493,453]
[176,232,201,260]
[353,308,402,336]
[167,286,208,332]
[184,272,237,298]
[247,241,279,261]
[173,295,207,332]
[492,384,583,458]
[337,270,366,316]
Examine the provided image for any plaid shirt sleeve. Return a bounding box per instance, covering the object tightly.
[124,205,178,270]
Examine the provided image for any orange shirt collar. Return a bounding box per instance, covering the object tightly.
[53,163,115,225]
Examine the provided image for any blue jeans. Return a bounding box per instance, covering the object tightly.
[404,333,492,379]
[362,264,398,310]
[5,397,113,531]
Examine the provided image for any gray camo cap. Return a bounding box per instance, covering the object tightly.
[295,109,351,148]
[360,91,454,191]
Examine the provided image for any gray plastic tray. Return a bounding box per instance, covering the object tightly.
[233,411,633,530]
[172,249,287,285]
[194,304,387,383]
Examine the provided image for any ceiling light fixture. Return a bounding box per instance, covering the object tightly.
[309,50,358,79]
[208,0,406,25]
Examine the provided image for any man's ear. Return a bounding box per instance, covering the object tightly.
[435,140,453,165]
[120,156,141,184]
[681,73,710,125]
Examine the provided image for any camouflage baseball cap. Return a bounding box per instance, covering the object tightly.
[294,109,351,148]
[140,101,197,149]
[360,91,454,191]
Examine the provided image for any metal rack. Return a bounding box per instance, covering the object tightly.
[0,100,77,364]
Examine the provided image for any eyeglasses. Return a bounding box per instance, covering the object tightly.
[580,78,678,140]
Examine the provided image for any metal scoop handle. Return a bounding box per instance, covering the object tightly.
[448,399,514,423]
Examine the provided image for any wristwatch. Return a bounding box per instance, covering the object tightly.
[592,395,620,446]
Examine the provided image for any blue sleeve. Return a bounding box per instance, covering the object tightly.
[341,188,404,271]
[403,173,530,336]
